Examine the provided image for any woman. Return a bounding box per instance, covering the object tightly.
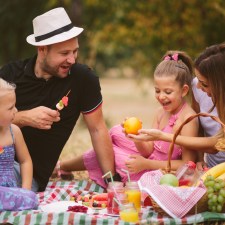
[192,77,225,168]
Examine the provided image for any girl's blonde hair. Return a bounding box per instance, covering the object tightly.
[154,50,193,90]
[0,78,16,96]
[0,78,16,97]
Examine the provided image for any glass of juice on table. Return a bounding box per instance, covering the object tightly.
[107,182,126,215]
[125,181,141,211]
[119,203,139,223]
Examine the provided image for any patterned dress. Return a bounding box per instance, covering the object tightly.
[0,126,38,211]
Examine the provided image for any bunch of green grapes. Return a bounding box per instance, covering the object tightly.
[204,175,225,212]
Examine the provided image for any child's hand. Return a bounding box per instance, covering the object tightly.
[125,155,147,173]
[128,129,162,141]
[120,117,144,142]
[121,117,129,134]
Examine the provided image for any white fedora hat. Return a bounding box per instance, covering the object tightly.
[26,7,84,46]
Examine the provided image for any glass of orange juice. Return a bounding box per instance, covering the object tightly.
[119,203,139,223]
[125,181,141,211]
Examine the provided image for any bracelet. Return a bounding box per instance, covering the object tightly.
[104,172,121,184]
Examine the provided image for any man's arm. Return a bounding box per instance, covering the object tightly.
[83,105,116,178]
[13,106,60,129]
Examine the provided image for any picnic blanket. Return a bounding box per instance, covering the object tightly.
[0,180,225,225]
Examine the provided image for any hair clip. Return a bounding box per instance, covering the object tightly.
[164,55,171,61]
[171,53,178,61]
[164,53,179,62]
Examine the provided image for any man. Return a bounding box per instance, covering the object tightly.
[0,7,119,192]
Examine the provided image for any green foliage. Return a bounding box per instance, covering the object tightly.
[0,0,49,63]
[0,0,69,63]
[80,0,225,77]
[0,0,225,78]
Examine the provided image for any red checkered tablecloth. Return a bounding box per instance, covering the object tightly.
[0,180,225,225]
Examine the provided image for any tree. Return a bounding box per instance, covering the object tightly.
[1,0,225,78]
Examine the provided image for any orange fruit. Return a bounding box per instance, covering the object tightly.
[124,117,142,134]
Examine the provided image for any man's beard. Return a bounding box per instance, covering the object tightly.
[41,59,59,78]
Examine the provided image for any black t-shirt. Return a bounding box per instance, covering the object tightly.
[0,56,102,191]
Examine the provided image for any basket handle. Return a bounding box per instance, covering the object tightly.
[166,112,225,172]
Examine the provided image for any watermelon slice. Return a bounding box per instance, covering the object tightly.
[62,96,68,106]
[92,193,108,201]
[56,90,70,111]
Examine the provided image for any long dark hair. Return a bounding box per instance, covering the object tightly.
[194,43,225,123]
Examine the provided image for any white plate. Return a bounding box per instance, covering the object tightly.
[40,201,89,213]
[40,201,120,216]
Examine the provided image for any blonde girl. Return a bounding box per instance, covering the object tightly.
[0,78,37,210]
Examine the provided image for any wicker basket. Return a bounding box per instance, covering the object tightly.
[150,112,225,217]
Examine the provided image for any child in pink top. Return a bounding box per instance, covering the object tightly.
[57,50,199,188]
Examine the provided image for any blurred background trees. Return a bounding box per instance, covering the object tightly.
[0,0,225,78]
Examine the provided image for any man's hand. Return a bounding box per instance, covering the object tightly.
[14,106,60,129]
